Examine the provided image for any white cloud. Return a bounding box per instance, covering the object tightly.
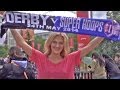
[92,11,107,19]
[18,11,77,17]
[18,11,48,15]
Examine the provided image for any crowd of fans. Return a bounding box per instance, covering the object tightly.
[74,52,120,79]
[0,46,120,79]
[0,46,37,79]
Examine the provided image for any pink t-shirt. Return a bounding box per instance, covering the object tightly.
[29,48,81,79]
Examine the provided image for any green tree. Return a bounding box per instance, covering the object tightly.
[0,45,8,57]
[107,11,120,23]
[94,11,120,57]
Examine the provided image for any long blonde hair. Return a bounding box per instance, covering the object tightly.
[44,32,70,58]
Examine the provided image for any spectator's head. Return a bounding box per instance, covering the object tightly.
[92,52,98,59]
[92,52,105,67]
[102,54,110,59]
[8,46,24,60]
[102,53,114,62]
[114,53,120,62]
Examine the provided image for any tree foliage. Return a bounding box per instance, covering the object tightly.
[95,11,120,57]
[0,45,8,57]
[107,11,120,23]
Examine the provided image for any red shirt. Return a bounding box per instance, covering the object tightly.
[29,48,81,79]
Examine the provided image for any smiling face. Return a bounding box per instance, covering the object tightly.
[44,32,70,58]
[51,35,64,55]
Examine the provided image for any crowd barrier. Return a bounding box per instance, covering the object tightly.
[74,71,110,79]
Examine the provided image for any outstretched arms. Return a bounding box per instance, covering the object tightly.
[80,37,104,58]
[10,29,32,56]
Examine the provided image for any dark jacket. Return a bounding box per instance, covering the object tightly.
[0,63,26,79]
[105,58,120,78]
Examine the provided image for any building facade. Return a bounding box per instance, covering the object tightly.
[0,14,6,46]
[7,29,16,48]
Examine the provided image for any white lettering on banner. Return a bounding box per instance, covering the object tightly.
[45,25,61,31]
[72,28,78,32]
[5,12,81,33]
[21,13,30,24]
[60,17,81,30]
[98,22,104,32]
[63,27,78,33]
[46,25,52,29]
[39,25,44,29]
[63,28,71,32]
[57,27,61,30]
[49,26,61,31]
[27,24,61,31]
[51,18,58,24]
[6,12,14,23]
[52,26,57,30]
[75,17,81,29]
[31,14,39,25]
[40,15,49,25]
[5,12,58,27]
[27,24,45,29]
[14,13,22,23]
[82,19,104,32]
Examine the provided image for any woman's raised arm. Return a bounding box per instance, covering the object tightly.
[10,29,32,56]
[80,37,104,58]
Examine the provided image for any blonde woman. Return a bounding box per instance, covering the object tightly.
[10,29,104,79]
